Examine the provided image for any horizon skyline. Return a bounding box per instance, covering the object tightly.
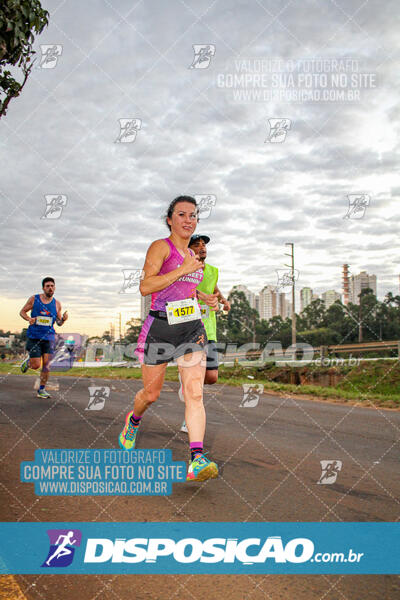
[2,264,397,338]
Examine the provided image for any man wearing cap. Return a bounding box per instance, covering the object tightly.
[179,234,230,432]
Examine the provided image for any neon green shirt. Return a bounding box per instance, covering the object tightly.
[197,263,219,341]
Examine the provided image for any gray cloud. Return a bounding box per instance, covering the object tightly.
[1,0,399,333]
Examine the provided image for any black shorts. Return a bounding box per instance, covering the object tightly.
[136,313,208,366]
[26,338,55,358]
[205,340,219,370]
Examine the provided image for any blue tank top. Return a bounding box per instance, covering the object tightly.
[27,294,58,340]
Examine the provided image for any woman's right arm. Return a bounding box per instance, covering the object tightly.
[139,241,201,296]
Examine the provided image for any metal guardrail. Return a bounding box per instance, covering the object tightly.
[322,340,400,355]
[222,340,400,363]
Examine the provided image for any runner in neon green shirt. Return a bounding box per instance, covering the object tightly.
[179,234,230,432]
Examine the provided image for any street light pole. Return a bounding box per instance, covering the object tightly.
[285,243,296,349]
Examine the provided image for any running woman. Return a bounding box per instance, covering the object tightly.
[118,196,219,482]
[19,277,68,398]
[179,234,231,432]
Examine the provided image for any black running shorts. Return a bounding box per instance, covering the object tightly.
[26,338,55,358]
[136,313,208,366]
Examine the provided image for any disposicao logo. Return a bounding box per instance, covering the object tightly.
[83,536,314,564]
[41,529,82,567]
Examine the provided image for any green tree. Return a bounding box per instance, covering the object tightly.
[323,300,352,342]
[297,327,341,346]
[0,1,49,117]
[297,299,326,330]
[382,293,400,339]
[102,330,112,342]
[218,290,259,344]
[358,288,380,341]
[123,319,142,343]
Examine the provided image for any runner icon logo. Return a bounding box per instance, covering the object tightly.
[344,194,370,219]
[317,460,342,485]
[115,119,142,143]
[87,386,110,410]
[41,195,67,219]
[275,268,300,293]
[38,45,63,69]
[194,194,217,219]
[41,529,82,567]
[265,118,291,143]
[240,384,264,408]
[189,45,216,69]
[119,269,144,293]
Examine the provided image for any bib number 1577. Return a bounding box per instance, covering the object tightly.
[173,305,194,317]
[166,298,200,325]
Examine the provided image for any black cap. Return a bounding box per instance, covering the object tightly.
[189,234,210,245]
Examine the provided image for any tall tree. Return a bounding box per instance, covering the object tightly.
[218,290,259,344]
[297,298,326,330]
[0,1,49,117]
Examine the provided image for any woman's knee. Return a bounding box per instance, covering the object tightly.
[184,376,203,402]
[30,359,41,370]
[142,388,160,405]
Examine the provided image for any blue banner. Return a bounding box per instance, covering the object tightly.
[0,522,398,574]
[20,449,186,496]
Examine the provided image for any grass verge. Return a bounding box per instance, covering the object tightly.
[1,360,399,408]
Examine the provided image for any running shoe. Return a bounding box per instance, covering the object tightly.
[37,389,51,399]
[180,420,188,433]
[20,357,29,373]
[119,410,139,451]
[186,452,218,482]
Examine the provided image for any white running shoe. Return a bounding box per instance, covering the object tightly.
[180,420,188,433]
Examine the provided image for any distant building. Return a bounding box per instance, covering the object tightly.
[230,284,256,308]
[300,287,313,313]
[259,285,274,320]
[285,301,292,319]
[259,285,287,320]
[322,290,341,309]
[277,293,286,319]
[349,271,377,304]
[342,264,350,305]
[140,294,152,321]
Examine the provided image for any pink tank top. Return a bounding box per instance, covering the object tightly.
[151,238,204,311]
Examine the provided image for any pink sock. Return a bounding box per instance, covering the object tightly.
[190,442,203,460]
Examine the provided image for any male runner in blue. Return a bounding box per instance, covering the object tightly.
[19,277,68,398]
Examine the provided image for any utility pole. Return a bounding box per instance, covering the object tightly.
[118,312,122,341]
[285,243,296,351]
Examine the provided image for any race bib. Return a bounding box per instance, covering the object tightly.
[200,304,210,319]
[36,315,52,326]
[166,298,201,325]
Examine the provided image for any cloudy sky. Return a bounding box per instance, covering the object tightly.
[1,0,399,336]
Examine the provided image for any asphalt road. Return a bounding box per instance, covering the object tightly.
[0,373,399,600]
